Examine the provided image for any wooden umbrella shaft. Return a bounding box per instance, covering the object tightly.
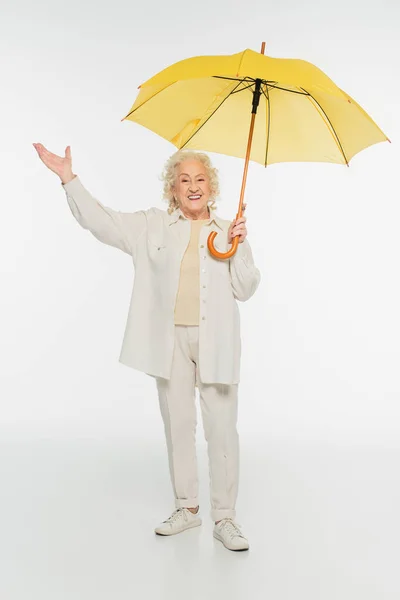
[237,113,256,220]
[237,78,262,220]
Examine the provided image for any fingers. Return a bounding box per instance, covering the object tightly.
[230,216,247,226]
[33,143,49,164]
[34,143,51,157]
[229,204,247,228]
[232,226,247,237]
[228,219,246,245]
[33,142,66,162]
[33,143,51,161]
[228,213,247,242]
[230,222,247,236]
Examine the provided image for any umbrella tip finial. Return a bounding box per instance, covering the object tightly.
[261,41,266,54]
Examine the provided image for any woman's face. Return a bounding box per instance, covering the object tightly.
[173,159,212,219]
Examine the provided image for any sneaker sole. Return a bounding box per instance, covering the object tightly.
[155,518,202,536]
[213,530,249,551]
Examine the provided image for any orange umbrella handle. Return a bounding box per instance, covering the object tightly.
[207,230,240,259]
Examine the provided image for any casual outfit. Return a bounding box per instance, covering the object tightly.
[62,175,260,385]
[62,176,261,550]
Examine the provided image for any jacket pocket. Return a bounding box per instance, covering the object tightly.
[147,236,168,265]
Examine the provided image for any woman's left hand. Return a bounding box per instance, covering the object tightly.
[228,204,247,244]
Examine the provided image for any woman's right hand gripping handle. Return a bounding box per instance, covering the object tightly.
[33,143,76,185]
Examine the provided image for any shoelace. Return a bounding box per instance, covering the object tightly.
[164,508,189,524]
[218,518,244,539]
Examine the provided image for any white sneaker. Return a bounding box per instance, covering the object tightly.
[213,518,249,551]
[154,508,202,536]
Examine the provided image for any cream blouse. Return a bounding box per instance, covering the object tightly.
[174,218,209,326]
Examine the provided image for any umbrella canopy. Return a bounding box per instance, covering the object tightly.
[121,48,389,167]
[122,45,390,259]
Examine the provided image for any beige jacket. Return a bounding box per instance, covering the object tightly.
[62,176,261,384]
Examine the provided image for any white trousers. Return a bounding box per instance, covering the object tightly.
[156,325,240,522]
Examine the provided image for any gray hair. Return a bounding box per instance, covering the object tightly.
[160,150,220,214]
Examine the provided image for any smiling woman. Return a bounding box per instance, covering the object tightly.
[161,150,220,217]
[32,141,260,552]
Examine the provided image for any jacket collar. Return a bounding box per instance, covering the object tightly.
[168,206,224,230]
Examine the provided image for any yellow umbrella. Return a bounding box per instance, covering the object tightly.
[121,43,390,259]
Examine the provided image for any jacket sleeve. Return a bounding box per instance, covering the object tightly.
[229,238,261,302]
[62,176,147,255]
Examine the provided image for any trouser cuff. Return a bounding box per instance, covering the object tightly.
[211,508,236,521]
[175,498,199,509]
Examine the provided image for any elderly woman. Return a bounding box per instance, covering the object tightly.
[33,142,261,552]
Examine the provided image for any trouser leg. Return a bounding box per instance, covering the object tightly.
[188,327,240,522]
[199,382,239,522]
[155,325,199,509]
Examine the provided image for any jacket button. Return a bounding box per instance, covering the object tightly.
[200,245,204,248]
[202,316,206,320]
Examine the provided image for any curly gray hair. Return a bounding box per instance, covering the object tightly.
[160,150,220,214]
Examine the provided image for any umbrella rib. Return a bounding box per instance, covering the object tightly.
[231,82,256,94]
[299,87,349,165]
[215,77,304,96]
[214,76,281,85]
[180,79,246,149]
[213,75,256,83]
[267,84,308,95]
[123,82,177,119]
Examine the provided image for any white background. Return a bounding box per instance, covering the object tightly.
[1,0,399,598]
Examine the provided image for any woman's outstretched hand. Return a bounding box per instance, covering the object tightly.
[33,143,75,185]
